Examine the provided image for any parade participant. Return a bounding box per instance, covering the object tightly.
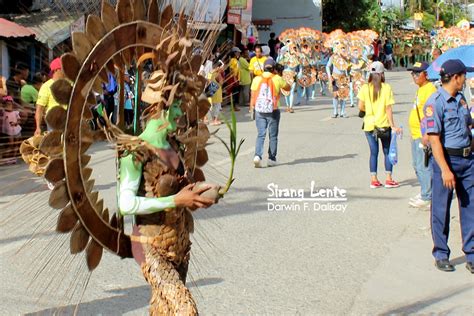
[249,46,267,78]
[208,60,224,126]
[298,43,314,104]
[407,62,437,208]
[277,44,300,113]
[250,58,290,167]
[383,38,393,70]
[358,61,401,188]
[326,33,351,118]
[349,34,368,108]
[34,57,66,136]
[424,59,473,273]
[1,95,22,165]
[18,3,240,313]
[21,73,43,106]
[432,48,442,62]
[228,47,242,111]
[268,32,279,59]
[6,68,26,104]
[239,48,251,109]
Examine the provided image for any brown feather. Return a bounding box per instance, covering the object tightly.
[160,4,173,28]
[102,208,110,222]
[82,167,93,181]
[86,239,103,271]
[39,130,62,157]
[81,154,91,167]
[44,106,67,131]
[86,15,107,45]
[195,149,208,167]
[49,180,70,209]
[50,79,72,105]
[72,32,93,63]
[132,0,146,21]
[56,204,78,233]
[117,0,134,24]
[61,53,81,81]
[101,0,119,32]
[44,158,65,183]
[70,223,90,254]
[147,0,160,24]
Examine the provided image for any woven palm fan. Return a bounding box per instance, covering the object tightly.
[24,0,234,313]
[279,28,298,47]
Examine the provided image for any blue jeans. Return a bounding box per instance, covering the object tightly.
[255,110,280,161]
[431,154,474,262]
[411,138,432,201]
[365,131,393,175]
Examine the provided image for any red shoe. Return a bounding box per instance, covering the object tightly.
[370,180,383,189]
[385,180,400,188]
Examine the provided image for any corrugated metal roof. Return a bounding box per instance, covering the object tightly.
[11,8,76,49]
[0,18,36,38]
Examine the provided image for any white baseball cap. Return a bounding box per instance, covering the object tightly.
[370,61,385,74]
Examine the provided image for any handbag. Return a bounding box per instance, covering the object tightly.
[205,81,219,98]
[373,127,391,139]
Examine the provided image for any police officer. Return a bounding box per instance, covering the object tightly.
[424,59,474,273]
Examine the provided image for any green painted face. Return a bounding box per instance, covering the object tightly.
[139,101,183,149]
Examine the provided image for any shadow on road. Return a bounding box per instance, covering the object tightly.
[25,277,224,315]
[379,284,473,315]
[280,154,358,166]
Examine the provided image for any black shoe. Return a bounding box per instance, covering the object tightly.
[435,259,455,272]
[466,262,474,274]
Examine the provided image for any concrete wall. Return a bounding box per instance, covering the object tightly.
[252,0,322,43]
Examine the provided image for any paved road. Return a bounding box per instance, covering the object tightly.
[0,71,472,315]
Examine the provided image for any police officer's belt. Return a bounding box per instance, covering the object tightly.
[446,147,472,157]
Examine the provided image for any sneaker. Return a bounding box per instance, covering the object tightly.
[253,156,262,168]
[289,108,294,113]
[370,180,383,189]
[410,193,422,202]
[331,114,338,118]
[339,113,348,118]
[267,159,277,167]
[409,198,431,209]
[385,180,400,188]
[350,104,355,108]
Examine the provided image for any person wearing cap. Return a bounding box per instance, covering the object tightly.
[249,46,268,78]
[34,57,66,136]
[407,62,437,208]
[250,58,290,167]
[358,61,402,189]
[423,59,474,273]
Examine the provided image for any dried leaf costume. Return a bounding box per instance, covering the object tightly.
[16,0,238,314]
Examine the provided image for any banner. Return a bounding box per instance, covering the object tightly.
[229,0,248,10]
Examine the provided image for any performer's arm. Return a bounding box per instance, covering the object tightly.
[119,155,175,215]
[118,155,215,215]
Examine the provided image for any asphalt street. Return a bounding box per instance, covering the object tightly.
[0,71,472,315]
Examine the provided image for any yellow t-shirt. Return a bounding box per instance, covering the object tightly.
[251,72,287,108]
[229,58,239,80]
[249,56,267,76]
[408,82,437,139]
[357,83,395,132]
[36,79,67,112]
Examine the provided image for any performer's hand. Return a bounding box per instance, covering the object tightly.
[441,170,456,190]
[34,128,42,136]
[174,184,214,210]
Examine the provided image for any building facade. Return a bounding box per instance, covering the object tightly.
[252,0,322,43]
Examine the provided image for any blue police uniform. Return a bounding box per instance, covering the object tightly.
[424,87,473,264]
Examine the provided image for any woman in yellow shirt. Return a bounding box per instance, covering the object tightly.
[358,61,402,189]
